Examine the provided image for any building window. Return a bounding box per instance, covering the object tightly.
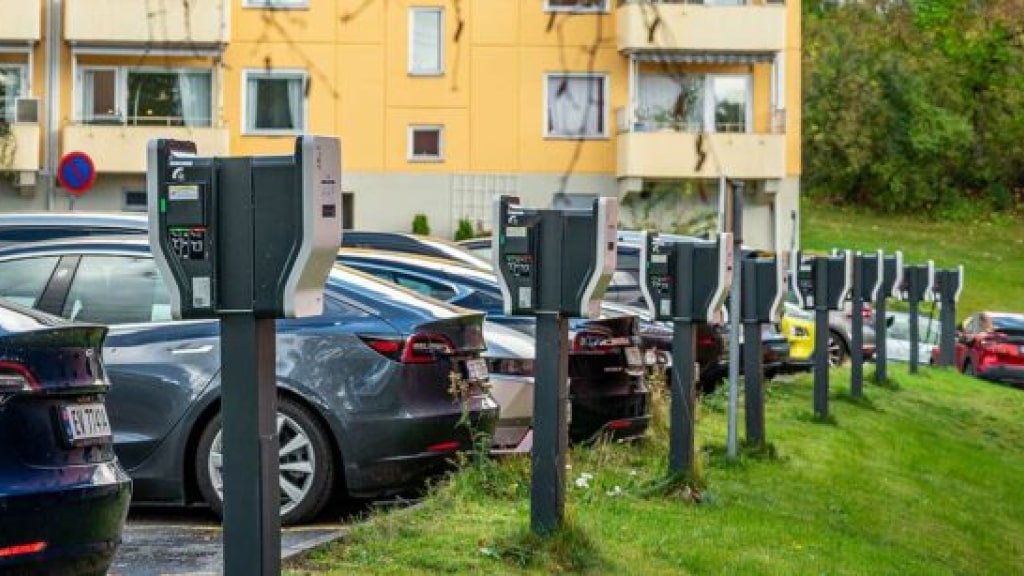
[243,0,309,7]
[243,70,307,134]
[545,0,609,12]
[545,73,608,139]
[408,7,444,76]
[79,67,212,127]
[408,125,444,161]
[123,190,148,212]
[0,65,27,124]
[633,73,751,134]
[709,75,750,133]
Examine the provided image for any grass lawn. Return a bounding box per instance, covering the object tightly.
[288,368,1024,575]
[801,201,1024,319]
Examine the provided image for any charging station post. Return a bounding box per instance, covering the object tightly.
[850,251,883,397]
[934,266,964,367]
[739,253,785,447]
[901,261,935,374]
[875,252,903,384]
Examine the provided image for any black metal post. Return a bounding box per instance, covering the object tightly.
[851,288,864,397]
[742,321,764,447]
[875,294,888,384]
[939,295,956,367]
[669,321,697,475]
[531,312,569,535]
[221,314,280,576]
[909,299,920,374]
[813,260,830,418]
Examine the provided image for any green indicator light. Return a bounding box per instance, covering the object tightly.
[159,198,167,213]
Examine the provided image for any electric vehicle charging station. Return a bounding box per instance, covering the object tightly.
[739,252,785,448]
[792,250,853,418]
[900,261,935,374]
[148,136,342,576]
[493,195,617,535]
[875,252,904,384]
[640,232,732,475]
[933,266,964,368]
[850,251,884,397]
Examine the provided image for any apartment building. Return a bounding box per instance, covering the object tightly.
[0,0,800,249]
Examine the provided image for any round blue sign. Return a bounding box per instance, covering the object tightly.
[58,152,96,196]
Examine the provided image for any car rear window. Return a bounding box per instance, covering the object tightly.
[993,315,1024,333]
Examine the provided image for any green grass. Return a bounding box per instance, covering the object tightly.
[288,368,1024,575]
[801,201,1024,319]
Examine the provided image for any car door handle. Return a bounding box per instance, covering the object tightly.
[172,344,214,355]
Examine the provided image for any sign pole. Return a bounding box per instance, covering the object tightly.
[726,180,743,460]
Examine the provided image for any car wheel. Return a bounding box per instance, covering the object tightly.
[828,331,849,368]
[195,397,336,526]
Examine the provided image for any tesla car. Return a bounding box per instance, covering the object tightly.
[887,311,940,365]
[0,237,498,525]
[0,301,131,575]
[945,312,1024,385]
[343,231,490,270]
[336,249,651,442]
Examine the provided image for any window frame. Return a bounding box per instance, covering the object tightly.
[242,0,309,9]
[407,6,445,77]
[543,0,610,14]
[407,124,445,162]
[543,72,610,140]
[706,73,753,134]
[0,64,28,123]
[241,68,309,136]
[76,65,214,127]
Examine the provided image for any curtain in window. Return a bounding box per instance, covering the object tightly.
[411,10,442,73]
[177,72,212,127]
[286,76,302,131]
[547,76,604,137]
[0,67,23,123]
[636,74,703,130]
[249,75,302,131]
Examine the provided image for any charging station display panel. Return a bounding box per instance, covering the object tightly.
[148,139,217,320]
[826,251,853,310]
[792,252,815,310]
[881,252,904,300]
[857,250,884,302]
[494,196,539,316]
[640,233,673,321]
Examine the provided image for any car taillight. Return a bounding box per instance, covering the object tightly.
[699,335,717,347]
[0,361,38,395]
[401,333,455,364]
[358,336,404,362]
[573,330,627,352]
[0,541,47,558]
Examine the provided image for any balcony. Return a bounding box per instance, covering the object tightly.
[8,123,41,171]
[616,109,786,180]
[63,125,228,173]
[0,0,41,43]
[65,0,228,46]
[617,1,786,55]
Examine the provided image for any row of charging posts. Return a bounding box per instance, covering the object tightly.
[792,249,965,417]
[148,136,342,575]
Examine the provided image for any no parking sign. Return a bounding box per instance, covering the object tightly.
[58,152,96,196]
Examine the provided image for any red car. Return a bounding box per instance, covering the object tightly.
[943,312,1024,385]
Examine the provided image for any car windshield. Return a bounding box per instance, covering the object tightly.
[992,315,1024,333]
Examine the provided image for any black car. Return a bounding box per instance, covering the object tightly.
[0,301,131,575]
[0,237,498,525]
[336,249,651,443]
[343,231,490,270]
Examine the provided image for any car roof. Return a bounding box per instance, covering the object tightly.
[0,211,149,229]
[339,248,498,283]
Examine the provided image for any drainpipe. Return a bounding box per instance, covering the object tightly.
[42,0,61,210]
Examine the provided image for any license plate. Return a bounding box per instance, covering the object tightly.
[464,358,489,382]
[625,347,643,367]
[60,403,112,444]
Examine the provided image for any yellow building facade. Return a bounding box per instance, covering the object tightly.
[0,0,800,247]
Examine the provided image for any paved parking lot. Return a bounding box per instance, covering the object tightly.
[108,507,346,575]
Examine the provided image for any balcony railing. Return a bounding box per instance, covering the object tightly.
[615,106,784,136]
[0,0,41,42]
[617,1,787,54]
[63,124,228,173]
[65,0,229,45]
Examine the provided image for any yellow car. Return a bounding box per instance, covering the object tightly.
[780,302,815,370]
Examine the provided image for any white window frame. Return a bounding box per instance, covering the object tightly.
[0,64,28,122]
[705,73,753,134]
[544,0,610,13]
[543,72,610,140]
[76,65,214,126]
[407,125,445,162]
[408,7,445,77]
[242,0,309,9]
[241,68,308,136]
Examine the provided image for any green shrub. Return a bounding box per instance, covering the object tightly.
[454,218,475,241]
[411,213,430,236]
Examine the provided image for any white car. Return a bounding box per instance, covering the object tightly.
[885,311,940,364]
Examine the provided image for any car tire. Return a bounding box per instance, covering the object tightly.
[828,331,849,368]
[195,397,337,526]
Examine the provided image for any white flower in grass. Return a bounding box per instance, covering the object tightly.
[574,472,594,489]
[605,486,624,497]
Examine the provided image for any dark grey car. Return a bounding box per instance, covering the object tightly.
[0,237,498,525]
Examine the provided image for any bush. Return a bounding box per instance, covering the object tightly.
[454,218,475,241]
[411,213,430,236]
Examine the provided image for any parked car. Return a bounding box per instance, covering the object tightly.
[0,237,498,525]
[886,311,940,365]
[781,302,815,370]
[480,320,537,454]
[785,290,876,367]
[336,249,652,441]
[343,231,490,270]
[0,212,149,247]
[0,301,131,575]
[944,312,1024,385]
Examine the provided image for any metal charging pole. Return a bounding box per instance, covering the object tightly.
[813,259,830,418]
[850,259,865,397]
[726,181,743,459]
[909,272,920,375]
[741,259,764,447]
[669,320,697,474]
[939,274,957,367]
[531,311,569,534]
[875,291,888,384]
